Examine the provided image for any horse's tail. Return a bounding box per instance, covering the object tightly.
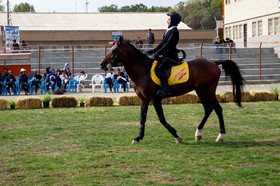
[216,60,245,107]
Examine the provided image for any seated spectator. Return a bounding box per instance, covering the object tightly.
[105,68,115,93]
[3,68,8,79]
[18,68,29,95]
[11,39,20,53]
[114,68,128,92]
[76,71,87,92]
[44,67,51,80]
[0,72,4,95]
[64,63,71,76]
[5,70,16,95]
[112,38,118,47]
[63,72,72,90]
[31,70,42,94]
[56,69,62,89]
[46,69,57,93]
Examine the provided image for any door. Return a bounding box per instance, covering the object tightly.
[244,24,247,47]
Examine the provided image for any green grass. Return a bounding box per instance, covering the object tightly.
[0,102,280,185]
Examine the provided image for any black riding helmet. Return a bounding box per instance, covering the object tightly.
[167,12,182,26]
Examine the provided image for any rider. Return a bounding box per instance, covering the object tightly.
[147,12,182,97]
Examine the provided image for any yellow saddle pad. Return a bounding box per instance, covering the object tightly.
[150,60,189,86]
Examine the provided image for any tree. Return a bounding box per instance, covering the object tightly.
[0,0,4,12]
[13,2,35,12]
[98,4,118,12]
[98,4,170,12]
[171,0,222,30]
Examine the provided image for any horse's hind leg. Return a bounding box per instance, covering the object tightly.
[195,98,214,142]
[213,101,225,142]
[132,100,149,144]
[153,96,182,143]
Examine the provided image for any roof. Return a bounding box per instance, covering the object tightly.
[0,12,192,31]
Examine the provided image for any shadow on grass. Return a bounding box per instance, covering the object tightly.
[184,140,280,148]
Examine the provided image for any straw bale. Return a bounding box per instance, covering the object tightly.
[250,91,275,101]
[51,96,78,108]
[85,96,113,106]
[0,98,8,110]
[216,94,222,102]
[16,97,42,109]
[161,98,171,104]
[241,91,252,102]
[117,95,140,106]
[170,93,199,104]
[220,91,234,102]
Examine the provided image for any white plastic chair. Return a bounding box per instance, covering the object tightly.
[77,74,88,92]
[91,74,104,93]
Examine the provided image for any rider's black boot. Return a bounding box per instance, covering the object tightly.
[156,71,172,97]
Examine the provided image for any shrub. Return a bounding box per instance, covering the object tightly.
[16,97,42,109]
[77,95,86,103]
[85,96,113,107]
[42,93,52,102]
[0,98,8,110]
[270,86,279,96]
[51,96,78,108]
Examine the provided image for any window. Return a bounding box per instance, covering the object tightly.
[239,25,243,39]
[229,27,232,39]
[77,46,82,51]
[64,46,70,51]
[268,19,273,35]
[225,27,229,38]
[258,21,263,36]
[252,22,257,37]
[233,26,236,39]
[225,0,231,4]
[274,17,280,34]
[235,26,238,39]
[51,46,57,52]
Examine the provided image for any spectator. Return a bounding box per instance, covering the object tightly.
[112,38,118,47]
[226,38,237,53]
[56,69,62,88]
[64,63,71,76]
[31,70,42,94]
[18,68,29,95]
[44,67,51,80]
[76,71,87,92]
[46,69,57,93]
[135,37,143,49]
[63,72,72,90]
[147,29,155,48]
[20,40,29,53]
[3,68,8,79]
[213,38,222,54]
[0,72,4,95]
[5,70,16,95]
[105,68,115,93]
[114,68,128,92]
[11,39,20,53]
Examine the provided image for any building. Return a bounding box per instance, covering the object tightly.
[224,0,280,47]
[0,12,216,47]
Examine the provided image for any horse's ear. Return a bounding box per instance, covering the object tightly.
[119,36,123,44]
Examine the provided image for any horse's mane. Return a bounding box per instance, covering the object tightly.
[123,40,150,61]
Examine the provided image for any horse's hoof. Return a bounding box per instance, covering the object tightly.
[215,133,223,142]
[175,136,183,144]
[195,135,202,142]
[215,137,223,142]
[132,139,139,144]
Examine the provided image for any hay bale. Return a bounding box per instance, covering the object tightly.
[51,96,78,108]
[0,98,8,110]
[216,94,222,102]
[16,97,42,109]
[117,95,140,106]
[220,91,234,102]
[250,91,275,101]
[170,93,199,104]
[161,98,171,104]
[85,96,113,106]
[241,91,251,102]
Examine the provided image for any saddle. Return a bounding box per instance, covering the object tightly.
[151,60,189,86]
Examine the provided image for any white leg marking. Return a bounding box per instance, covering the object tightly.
[195,129,202,142]
[216,133,224,142]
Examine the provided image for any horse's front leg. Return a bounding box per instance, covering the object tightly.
[132,100,149,144]
[153,96,182,143]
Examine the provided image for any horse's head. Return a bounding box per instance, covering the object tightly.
[100,37,125,71]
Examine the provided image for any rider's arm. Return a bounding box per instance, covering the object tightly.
[155,29,179,56]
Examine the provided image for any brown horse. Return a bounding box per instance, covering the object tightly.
[100,37,244,144]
